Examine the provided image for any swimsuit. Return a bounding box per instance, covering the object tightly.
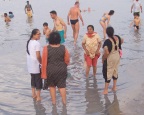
[70,19,79,25]
[134,25,139,29]
[100,15,108,22]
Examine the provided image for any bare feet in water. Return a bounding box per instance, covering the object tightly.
[102,90,108,95]
[36,97,41,102]
[112,87,117,92]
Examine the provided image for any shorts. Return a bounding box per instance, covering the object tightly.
[134,25,139,29]
[70,19,79,25]
[133,12,140,16]
[84,54,100,67]
[58,30,65,44]
[27,11,32,18]
[31,73,42,90]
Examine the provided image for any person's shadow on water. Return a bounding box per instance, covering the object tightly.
[51,105,67,115]
[103,93,123,115]
[33,100,46,115]
[85,77,103,114]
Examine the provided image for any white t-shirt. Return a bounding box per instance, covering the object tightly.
[133,1,141,12]
[27,40,41,74]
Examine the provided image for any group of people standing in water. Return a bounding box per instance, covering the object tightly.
[25,0,143,105]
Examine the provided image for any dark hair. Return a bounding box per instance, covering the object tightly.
[48,32,61,45]
[9,12,13,14]
[43,22,48,26]
[108,10,114,15]
[106,27,117,50]
[50,10,57,15]
[75,1,79,5]
[4,13,7,16]
[26,29,39,55]
[87,25,94,31]
[27,1,29,3]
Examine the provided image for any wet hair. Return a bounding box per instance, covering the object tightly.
[106,27,117,50]
[9,12,13,14]
[26,29,39,55]
[108,10,114,15]
[48,32,61,45]
[75,1,79,5]
[4,13,7,16]
[50,10,57,15]
[43,22,48,26]
[87,25,94,31]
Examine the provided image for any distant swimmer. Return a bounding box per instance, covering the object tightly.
[43,22,51,44]
[67,1,84,45]
[4,13,11,22]
[50,10,67,44]
[130,13,141,30]
[99,10,114,39]
[9,12,14,18]
[25,1,33,18]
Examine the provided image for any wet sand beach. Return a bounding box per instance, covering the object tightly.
[0,0,144,115]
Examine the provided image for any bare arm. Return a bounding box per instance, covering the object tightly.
[24,6,27,14]
[102,46,109,63]
[140,6,142,13]
[96,41,102,53]
[30,5,34,13]
[60,21,67,38]
[67,10,71,25]
[78,9,84,26]
[82,42,89,55]
[131,4,134,13]
[107,17,110,26]
[36,51,41,64]
[130,20,134,27]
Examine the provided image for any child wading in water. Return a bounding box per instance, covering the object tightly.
[4,13,11,22]
[43,22,51,44]
[82,25,102,77]
[130,13,141,30]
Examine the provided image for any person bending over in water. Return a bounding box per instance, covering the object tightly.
[100,10,114,39]
[43,22,51,44]
[4,13,11,22]
[130,13,141,30]
[25,1,33,18]
[67,1,84,45]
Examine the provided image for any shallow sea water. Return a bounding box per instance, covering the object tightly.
[0,0,144,115]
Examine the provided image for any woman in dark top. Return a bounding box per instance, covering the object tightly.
[102,27,123,95]
[41,32,70,105]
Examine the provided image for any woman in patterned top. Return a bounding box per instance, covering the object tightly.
[82,25,102,77]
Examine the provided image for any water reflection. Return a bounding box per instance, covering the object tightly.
[51,105,67,115]
[26,17,33,27]
[85,78,103,114]
[103,94,123,115]
[33,100,46,115]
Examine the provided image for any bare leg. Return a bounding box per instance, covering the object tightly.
[86,66,90,77]
[32,87,36,99]
[103,82,109,95]
[50,87,56,105]
[71,24,75,39]
[59,88,66,105]
[74,22,80,45]
[112,79,117,91]
[100,21,106,39]
[36,90,41,101]
[93,66,97,77]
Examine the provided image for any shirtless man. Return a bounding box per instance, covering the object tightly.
[25,1,33,18]
[50,10,67,44]
[67,1,84,45]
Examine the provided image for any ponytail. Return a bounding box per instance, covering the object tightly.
[111,36,117,50]
[26,34,33,55]
[26,29,39,55]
